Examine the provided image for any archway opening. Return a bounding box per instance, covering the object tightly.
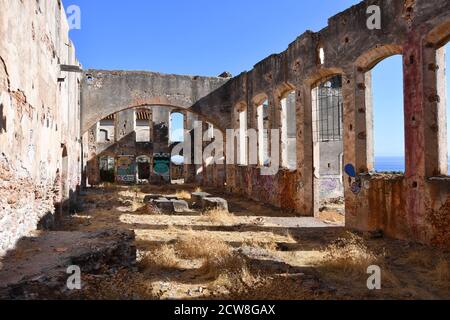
[371,55,405,173]
[170,112,185,184]
[257,99,270,167]
[311,75,345,218]
[281,90,297,170]
[436,41,450,174]
[236,104,248,165]
[135,109,152,143]
[136,155,151,182]
[170,112,185,144]
[99,156,116,183]
[98,115,115,143]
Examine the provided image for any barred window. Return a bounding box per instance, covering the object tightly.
[312,75,343,142]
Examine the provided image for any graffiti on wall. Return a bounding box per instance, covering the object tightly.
[345,164,362,195]
[153,153,170,182]
[116,156,136,183]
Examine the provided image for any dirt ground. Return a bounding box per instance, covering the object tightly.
[56,184,449,300]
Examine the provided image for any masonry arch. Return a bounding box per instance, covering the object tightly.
[80,70,230,134]
[355,44,403,71]
[425,19,450,49]
[83,103,223,136]
[305,68,344,88]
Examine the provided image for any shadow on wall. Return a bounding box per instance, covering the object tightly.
[42,188,80,231]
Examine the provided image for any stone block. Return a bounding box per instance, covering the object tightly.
[202,197,229,212]
[171,200,192,213]
[143,194,163,203]
[191,192,211,208]
[153,199,175,214]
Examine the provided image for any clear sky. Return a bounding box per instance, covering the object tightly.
[65,0,450,159]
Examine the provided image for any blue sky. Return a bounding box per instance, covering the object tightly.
[66,0,450,159]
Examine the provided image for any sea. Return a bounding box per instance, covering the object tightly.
[375,156,450,173]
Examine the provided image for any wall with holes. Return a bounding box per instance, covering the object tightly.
[198,0,450,247]
[0,0,82,256]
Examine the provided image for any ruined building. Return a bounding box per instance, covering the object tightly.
[1,0,450,258]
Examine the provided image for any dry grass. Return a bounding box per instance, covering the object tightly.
[175,190,191,200]
[175,232,232,260]
[80,269,154,300]
[319,232,381,276]
[174,231,254,284]
[200,208,237,226]
[140,245,180,272]
[243,237,278,252]
[134,203,162,215]
[431,258,450,284]
[98,182,117,190]
[194,187,203,193]
[405,250,434,268]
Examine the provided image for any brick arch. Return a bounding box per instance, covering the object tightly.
[355,44,403,72]
[251,93,269,107]
[304,68,344,88]
[80,70,230,134]
[425,19,450,48]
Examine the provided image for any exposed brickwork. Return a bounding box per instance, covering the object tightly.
[0,0,81,256]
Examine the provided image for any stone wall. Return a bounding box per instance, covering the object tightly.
[71,0,450,248]
[199,0,450,247]
[0,0,81,256]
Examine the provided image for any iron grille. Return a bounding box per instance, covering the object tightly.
[312,75,343,142]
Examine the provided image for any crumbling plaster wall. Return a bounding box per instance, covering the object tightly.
[0,0,81,256]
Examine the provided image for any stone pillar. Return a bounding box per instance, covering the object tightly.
[402,33,428,240]
[343,67,371,231]
[184,112,197,183]
[423,44,448,176]
[297,84,315,216]
[87,124,100,185]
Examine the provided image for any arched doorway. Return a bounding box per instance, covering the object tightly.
[311,75,345,217]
